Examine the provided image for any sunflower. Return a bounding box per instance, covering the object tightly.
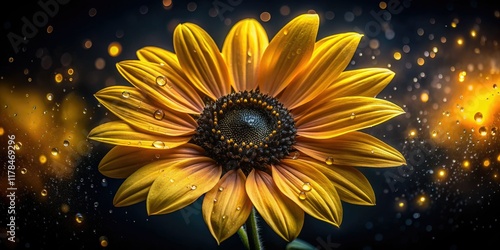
[89,13,406,245]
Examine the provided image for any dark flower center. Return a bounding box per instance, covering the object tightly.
[193,90,296,174]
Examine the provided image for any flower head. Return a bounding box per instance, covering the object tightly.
[89,13,406,244]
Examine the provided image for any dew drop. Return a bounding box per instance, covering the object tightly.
[63,140,70,147]
[190,185,197,190]
[20,168,27,174]
[302,182,312,192]
[156,76,167,86]
[75,213,84,223]
[291,151,300,159]
[298,191,307,200]
[350,113,356,119]
[491,127,497,136]
[121,91,130,98]
[213,198,217,203]
[41,189,48,196]
[283,29,288,35]
[222,215,227,220]
[325,156,334,165]
[153,109,164,120]
[479,126,487,136]
[218,187,224,192]
[46,93,54,101]
[474,112,483,123]
[169,178,174,183]
[152,141,165,148]
[51,147,59,156]
[494,84,497,89]
[236,206,241,211]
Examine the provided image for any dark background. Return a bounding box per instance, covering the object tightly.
[1,0,500,249]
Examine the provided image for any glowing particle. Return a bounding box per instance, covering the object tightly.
[39,154,47,164]
[417,57,425,66]
[463,160,470,168]
[46,93,54,101]
[61,204,70,213]
[0,127,3,136]
[108,42,122,57]
[55,73,63,83]
[393,52,402,60]
[431,130,437,137]
[420,92,429,102]
[68,68,74,75]
[260,12,271,22]
[20,168,27,174]
[438,169,446,178]
[483,159,491,167]
[457,38,463,45]
[409,129,417,137]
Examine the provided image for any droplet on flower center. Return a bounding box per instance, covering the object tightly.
[193,90,296,174]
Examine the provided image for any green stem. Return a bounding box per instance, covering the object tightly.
[237,226,249,250]
[245,207,263,250]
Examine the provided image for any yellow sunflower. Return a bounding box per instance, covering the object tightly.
[89,13,406,245]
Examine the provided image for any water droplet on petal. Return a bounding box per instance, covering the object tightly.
[283,29,288,35]
[302,182,312,192]
[325,156,334,165]
[493,84,497,89]
[190,185,197,190]
[491,127,497,136]
[169,178,174,182]
[236,206,241,211]
[121,91,130,98]
[298,191,307,200]
[218,187,224,192]
[213,198,217,203]
[153,109,164,120]
[152,141,165,148]
[222,215,227,220]
[63,140,70,146]
[350,113,356,119]
[291,151,300,159]
[156,76,167,86]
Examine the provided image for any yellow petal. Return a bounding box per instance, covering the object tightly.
[116,60,204,114]
[113,156,194,207]
[246,170,304,241]
[296,96,405,139]
[272,158,342,227]
[293,68,395,118]
[99,143,206,179]
[202,169,252,244]
[95,86,196,136]
[88,121,191,149]
[147,156,221,215]
[257,14,318,97]
[295,131,406,167]
[222,18,269,91]
[280,33,363,109]
[174,23,232,99]
[314,163,376,205]
[136,46,187,80]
